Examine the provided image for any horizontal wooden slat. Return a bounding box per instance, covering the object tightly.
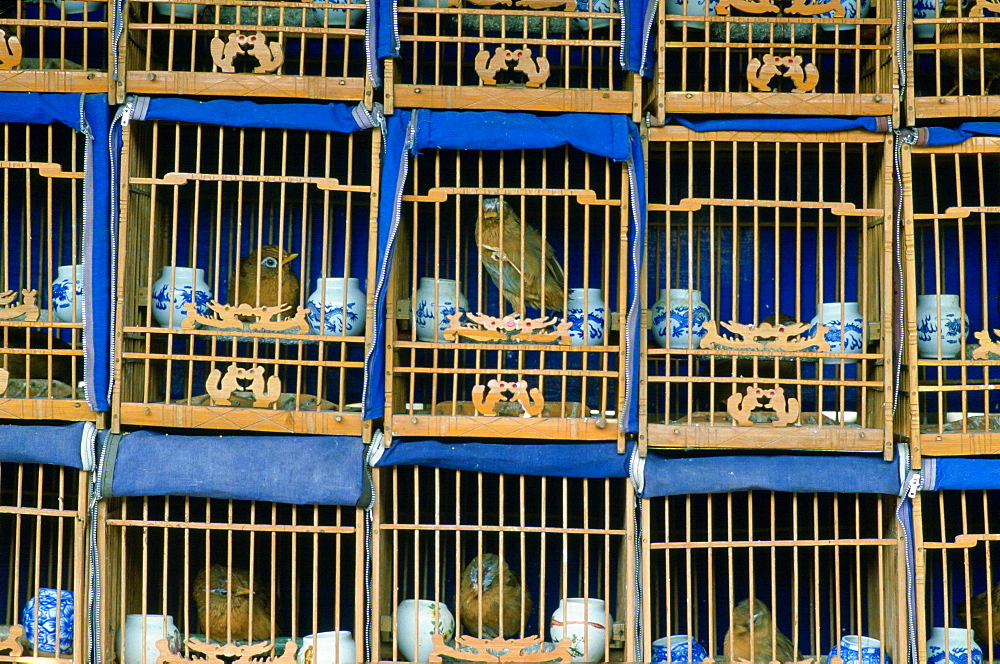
[647,422,884,451]
[118,403,364,434]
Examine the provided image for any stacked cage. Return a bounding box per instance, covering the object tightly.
[648,0,896,118]
[642,123,894,454]
[120,0,368,101]
[0,101,107,424]
[379,116,633,445]
[383,0,641,115]
[113,100,378,435]
[899,134,1000,459]
[0,0,110,94]
[370,443,635,662]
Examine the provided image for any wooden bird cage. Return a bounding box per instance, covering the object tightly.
[647,0,896,119]
[899,137,1000,460]
[114,111,378,435]
[384,0,641,116]
[643,489,905,662]
[0,119,90,422]
[98,495,363,664]
[383,146,630,444]
[0,0,110,93]
[371,463,635,662]
[643,125,893,454]
[907,0,1000,120]
[0,462,89,664]
[119,0,370,102]
[915,487,1000,663]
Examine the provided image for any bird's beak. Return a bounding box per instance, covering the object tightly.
[234,587,252,597]
[283,253,298,264]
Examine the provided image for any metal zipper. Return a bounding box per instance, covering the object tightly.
[88,431,113,664]
[635,0,658,76]
[78,95,97,411]
[365,0,380,87]
[622,146,641,432]
[895,445,921,664]
[891,129,917,415]
[112,0,124,83]
[362,113,416,414]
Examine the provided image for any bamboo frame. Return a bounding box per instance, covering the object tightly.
[642,126,894,455]
[641,490,905,663]
[370,465,635,663]
[899,138,1000,462]
[382,146,630,447]
[119,0,372,104]
[0,463,89,664]
[112,116,379,435]
[0,119,92,424]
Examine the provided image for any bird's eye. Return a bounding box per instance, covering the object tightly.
[262,257,279,268]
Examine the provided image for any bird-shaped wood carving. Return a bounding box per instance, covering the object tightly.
[193,564,273,644]
[723,597,800,662]
[957,581,1000,646]
[476,198,564,313]
[233,245,300,321]
[459,554,533,638]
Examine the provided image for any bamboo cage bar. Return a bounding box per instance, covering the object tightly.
[643,125,893,455]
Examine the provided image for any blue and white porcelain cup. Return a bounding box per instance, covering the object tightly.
[827,635,890,664]
[926,627,982,664]
[652,635,710,663]
[51,264,84,324]
[818,0,869,30]
[912,0,945,37]
[662,0,719,28]
[809,301,865,364]
[22,588,74,654]
[566,288,606,346]
[573,0,617,30]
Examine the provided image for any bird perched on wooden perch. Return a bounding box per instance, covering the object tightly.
[723,597,800,662]
[476,198,565,313]
[459,553,533,638]
[233,245,300,320]
[957,582,1000,646]
[193,564,273,644]
[938,0,1000,95]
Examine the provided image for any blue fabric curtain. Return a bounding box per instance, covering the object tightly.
[128,95,381,133]
[362,109,644,434]
[0,422,96,470]
[921,457,1000,491]
[101,431,366,505]
[0,92,113,412]
[374,438,633,477]
[663,115,891,134]
[372,0,655,77]
[639,451,904,497]
[913,122,1000,146]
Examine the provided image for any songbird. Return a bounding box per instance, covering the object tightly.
[723,597,800,662]
[957,582,1000,646]
[459,553,532,638]
[193,564,272,644]
[475,198,565,313]
[0,327,79,384]
[937,0,1000,95]
[233,245,300,319]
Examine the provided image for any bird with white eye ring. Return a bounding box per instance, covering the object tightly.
[232,245,300,321]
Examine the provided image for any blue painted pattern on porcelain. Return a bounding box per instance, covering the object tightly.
[22,588,74,654]
[51,279,83,313]
[307,301,361,335]
[668,304,710,344]
[827,638,890,664]
[652,635,710,663]
[567,306,605,342]
[152,285,212,317]
[927,647,983,664]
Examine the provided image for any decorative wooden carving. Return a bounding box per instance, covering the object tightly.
[182,301,311,335]
[726,386,800,426]
[0,29,23,70]
[0,624,25,656]
[747,55,820,93]
[206,364,282,408]
[700,320,830,353]
[472,379,545,417]
[444,312,572,344]
[429,634,574,663]
[0,289,40,322]
[450,0,574,8]
[475,48,551,87]
[0,368,9,397]
[210,32,284,74]
[715,0,781,14]
[972,329,1000,360]
[785,0,844,14]
[970,0,1000,16]
[157,638,290,664]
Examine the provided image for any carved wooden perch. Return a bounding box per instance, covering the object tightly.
[444,312,571,344]
[429,633,574,663]
[972,329,1000,360]
[0,29,23,70]
[715,0,781,14]
[472,379,546,417]
[700,320,830,353]
[726,386,800,426]
[182,300,310,335]
[474,47,551,87]
[206,364,282,408]
[157,637,290,664]
[784,0,844,15]
[747,55,821,93]
[0,289,40,322]
[209,32,284,74]
[970,0,1000,16]
[0,624,25,656]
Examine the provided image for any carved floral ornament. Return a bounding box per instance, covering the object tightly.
[182,300,311,334]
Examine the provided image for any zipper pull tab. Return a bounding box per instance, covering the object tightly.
[906,473,921,498]
[120,95,138,127]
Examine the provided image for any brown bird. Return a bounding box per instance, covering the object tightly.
[233,245,300,319]
[957,582,1000,646]
[193,564,273,644]
[459,553,532,638]
[937,0,1000,95]
[475,198,565,313]
[723,597,800,662]
[0,327,79,384]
